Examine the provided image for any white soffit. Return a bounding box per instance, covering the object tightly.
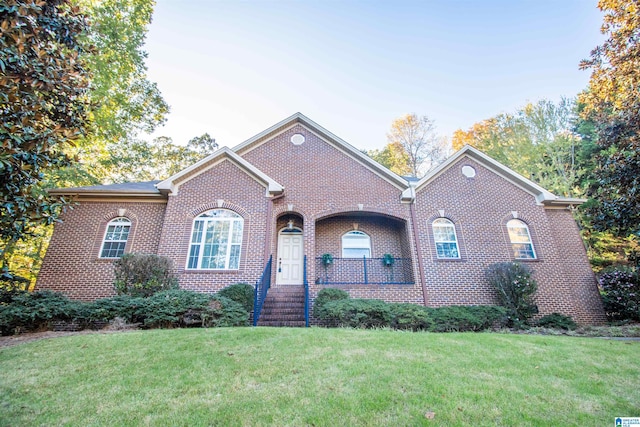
[155,147,283,196]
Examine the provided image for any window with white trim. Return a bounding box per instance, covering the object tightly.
[187,209,243,269]
[100,217,131,258]
[341,230,371,258]
[432,218,460,259]
[507,219,536,259]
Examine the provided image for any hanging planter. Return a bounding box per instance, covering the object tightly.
[322,253,334,266]
[382,253,395,266]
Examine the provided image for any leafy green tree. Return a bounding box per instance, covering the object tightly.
[0,0,90,282]
[365,141,411,176]
[579,0,640,236]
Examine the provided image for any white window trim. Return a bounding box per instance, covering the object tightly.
[341,230,371,258]
[432,218,461,259]
[186,209,243,270]
[507,219,537,260]
[99,217,131,258]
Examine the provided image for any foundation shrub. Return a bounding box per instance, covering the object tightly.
[317,299,391,329]
[87,295,145,323]
[389,303,432,331]
[486,262,538,327]
[427,305,508,332]
[535,313,577,330]
[0,290,86,335]
[598,266,640,321]
[217,283,255,313]
[113,253,179,297]
[313,288,350,318]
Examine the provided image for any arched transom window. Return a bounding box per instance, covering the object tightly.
[507,219,536,259]
[432,218,460,259]
[187,209,243,269]
[342,230,371,258]
[100,217,131,258]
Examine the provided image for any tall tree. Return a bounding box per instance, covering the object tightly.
[0,0,90,281]
[366,141,412,176]
[387,114,447,177]
[579,0,640,236]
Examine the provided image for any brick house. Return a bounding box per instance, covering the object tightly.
[36,113,606,324]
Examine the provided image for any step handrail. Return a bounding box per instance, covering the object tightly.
[303,255,309,327]
[253,255,272,326]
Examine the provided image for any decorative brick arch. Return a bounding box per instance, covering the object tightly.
[189,201,250,219]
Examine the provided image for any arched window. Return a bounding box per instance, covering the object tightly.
[342,230,371,258]
[507,219,536,259]
[187,209,243,269]
[432,218,460,259]
[100,217,131,258]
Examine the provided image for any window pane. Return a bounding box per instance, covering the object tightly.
[187,210,243,270]
[507,220,536,259]
[343,248,370,258]
[100,217,130,258]
[432,219,460,259]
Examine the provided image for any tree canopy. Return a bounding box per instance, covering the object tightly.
[0,0,90,279]
[579,0,640,236]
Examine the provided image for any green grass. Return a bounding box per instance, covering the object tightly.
[0,328,638,426]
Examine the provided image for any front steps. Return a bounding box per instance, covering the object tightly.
[257,285,306,327]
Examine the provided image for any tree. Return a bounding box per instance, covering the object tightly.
[387,114,447,177]
[365,141,411,176]
[0,0,90,282]
[579,0,640,236]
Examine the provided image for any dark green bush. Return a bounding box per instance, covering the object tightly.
[136,290,249,329]
[535,313,577,330]
[486,262,538,327]
[313,288,350,318]
[113,253,179,297]
[217,283,255,313]
[87,295,145,323]
[389,303,432,331]
[426,305,508,332]
[598,267,640,321]
[0,290,86,335]
[317,299,391,328]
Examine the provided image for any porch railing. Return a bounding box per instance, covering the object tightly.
[303,255,309,327]
[315,257,414,285]
[252,255,272,326]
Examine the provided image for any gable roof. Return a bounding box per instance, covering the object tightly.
[155,146,284,196]
[411,145,586,207]
[233,112,410,191]
[49,180,164,199]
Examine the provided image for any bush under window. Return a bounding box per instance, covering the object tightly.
[113,253,178,297]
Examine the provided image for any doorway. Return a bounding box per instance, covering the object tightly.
[276,228,304,285]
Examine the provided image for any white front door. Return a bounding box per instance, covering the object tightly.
[276,229,304,285]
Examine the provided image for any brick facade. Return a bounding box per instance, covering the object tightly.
[36,113,606,324]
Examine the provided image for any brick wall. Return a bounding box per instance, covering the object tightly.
[36,201,166,300]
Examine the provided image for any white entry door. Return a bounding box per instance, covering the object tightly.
[276,229,304,285]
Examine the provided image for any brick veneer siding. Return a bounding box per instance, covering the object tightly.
[413,157,606,324]
[240,125,424,305]
[36,201,167,300]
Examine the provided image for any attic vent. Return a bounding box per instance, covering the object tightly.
[290,133,305,145]
[461,165,476,178]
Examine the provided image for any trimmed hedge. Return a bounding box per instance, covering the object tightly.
[318,299,392,328]
[217,283,255,313]
[535,313,577,330]
[313,288,350,318]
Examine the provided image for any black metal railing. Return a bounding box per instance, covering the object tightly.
[315,257,414,285]
[303,255,309,327]
[253,255,272,326]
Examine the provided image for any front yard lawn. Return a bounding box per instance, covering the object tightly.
[0,328,637,426]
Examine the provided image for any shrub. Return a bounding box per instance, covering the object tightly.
[136,290,249,329]
[598,267,640,321]
[0,291,86,335]
[87,295,145,323]
[316,299,391,328]
[535,313,577,330]
[113,253,178,297]
[486,262,538,327]
[217,283,255,313]
[389,303,432,331]
[313,288,350,318]
[427,305,508,332]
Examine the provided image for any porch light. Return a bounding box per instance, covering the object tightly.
[287,219,294,230]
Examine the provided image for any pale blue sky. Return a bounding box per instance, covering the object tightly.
[144,0,603,151]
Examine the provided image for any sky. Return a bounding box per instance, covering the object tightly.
[143,0,605,152]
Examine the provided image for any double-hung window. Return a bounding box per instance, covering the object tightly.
[187,209,243,270]
[342,231,371,258]
[100,217,131,258]
[432,218,460,259]
[507,219,536,259]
